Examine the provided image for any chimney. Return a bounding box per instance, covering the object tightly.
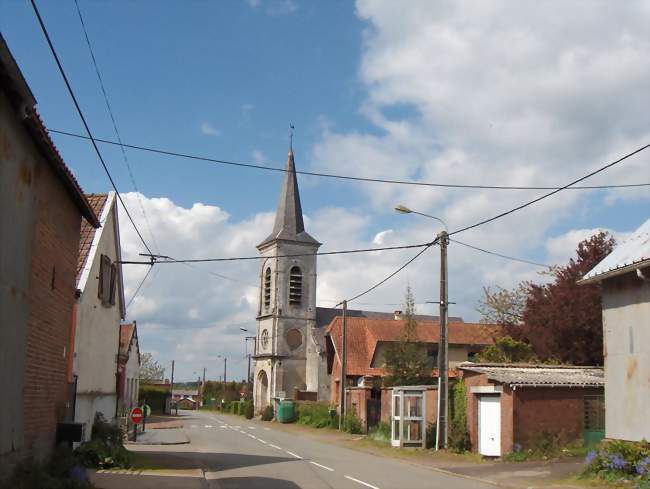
[394,310,402,320]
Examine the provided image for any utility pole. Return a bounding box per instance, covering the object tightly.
[170,360,175,415]
[338,300,347,430]
[223,357,227,386]
[435,231,449,450]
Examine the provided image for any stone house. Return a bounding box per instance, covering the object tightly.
[0,34,99,475]
[459,364,604,457]
[579,219,650,442]
[72,192,126,441]
[117,322,140,413]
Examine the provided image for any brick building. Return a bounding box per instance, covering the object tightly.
[459,364,604,457]
[0,34,98,475]
[325,315,501,432]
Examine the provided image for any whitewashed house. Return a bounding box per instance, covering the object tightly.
[72,192,125,440]
[580,219,650,442]
[118,322,140,412]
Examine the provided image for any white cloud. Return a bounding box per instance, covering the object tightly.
[545,227,631,266]
[241,103,254,113]
[267,0,297,16]
[200,122,220,137]
[251,150,266,164]
[245,0,260,8]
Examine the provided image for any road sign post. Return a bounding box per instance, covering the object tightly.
[130,407,144,442]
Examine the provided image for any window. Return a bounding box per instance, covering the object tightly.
[98,254,115,306]
[263,268,271,309]
[289,266,302,306]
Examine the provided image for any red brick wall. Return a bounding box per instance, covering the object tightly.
[513,387,602,449]
[23,159,81,458]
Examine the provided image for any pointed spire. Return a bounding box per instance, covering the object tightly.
[257,149,320,248]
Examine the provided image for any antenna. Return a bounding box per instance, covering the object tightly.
[289,123,295,151]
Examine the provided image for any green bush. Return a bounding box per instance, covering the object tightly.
[583,439,650,483]
[369,422,391,442]
[1,452,94,489]
[138,386,168,414]
[230,401,241,415]
[296,402,334,428]
[243,401,254,419]
[343,413,363,434]
[448,381,471,452]
[73,412,131,470]
[261,405,274,421]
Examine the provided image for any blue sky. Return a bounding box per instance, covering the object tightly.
[3,1,649,381]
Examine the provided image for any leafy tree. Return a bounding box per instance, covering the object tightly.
[519,232,614,365]
[476,232,614,366]
[384,287,433,386]
[139,352,165,382]
[475,336,537,363]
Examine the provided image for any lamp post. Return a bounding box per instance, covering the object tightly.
[395,204,449,450]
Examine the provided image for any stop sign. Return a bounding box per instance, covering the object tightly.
[130,407,144,424]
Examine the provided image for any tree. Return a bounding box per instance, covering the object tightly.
[518,232,614,365]
[475,336,537,363]
[139,352,165,382]
[477,232,614,366]
[384,287,433,386]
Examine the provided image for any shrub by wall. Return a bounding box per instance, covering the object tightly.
[583,439,650,484]
[296,402,334,428]
[448,381,471,452]
[243,400,254,419]
[261,405,274,421]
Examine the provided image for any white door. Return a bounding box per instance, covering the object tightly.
[478,395,501,456]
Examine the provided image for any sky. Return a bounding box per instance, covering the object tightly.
[3,0,649,382]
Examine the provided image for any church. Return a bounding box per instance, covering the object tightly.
[252,148,500,414]
[252,147,328,413]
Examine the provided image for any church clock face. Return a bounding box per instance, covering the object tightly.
[260,329,269,349]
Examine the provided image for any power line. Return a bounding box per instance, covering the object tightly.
[48,129,650,191]
[449,142,650,237]
[450,239,551,268]
[126,264,154,310]
[30,0,153,256]
[118,242,433,265]
[73,0,160,254]
[343,241,437,305]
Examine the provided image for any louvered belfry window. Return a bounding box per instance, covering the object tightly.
[263,268,271,309]
[289,266,302,306]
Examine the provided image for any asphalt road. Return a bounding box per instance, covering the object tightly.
[124,409,495,489]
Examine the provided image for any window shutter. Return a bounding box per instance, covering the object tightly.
[109,263,117,306]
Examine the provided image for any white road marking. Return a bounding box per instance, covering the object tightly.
[248,434,257,439]
[190,425,197,428]
[269,444,282,450]
[310,461,334,472]
[258,439,267,444]
[248,426,255,429]
[264,427,271,431]
[344,475,379,489]
[219,426,228,428]
[204,425,213,428]
[286,451,302,459]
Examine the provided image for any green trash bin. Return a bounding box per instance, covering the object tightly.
[277,400,295,423]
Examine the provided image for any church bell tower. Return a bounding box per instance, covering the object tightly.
[253,147,320,413]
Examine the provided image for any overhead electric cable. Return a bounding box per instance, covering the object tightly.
[340,241,437,306]
[126,264,154,310]
[30,0,153,256]
[120,242,433,265]
[73,0,160,253]
[450,239,551,268]
[48,129,650,191]
[449,143,650,237]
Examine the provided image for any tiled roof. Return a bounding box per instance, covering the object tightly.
[77,194,109,285]
[326,317,501,376]
[581,219,650,283]
[459,363,604,387]
[120,322,135,357]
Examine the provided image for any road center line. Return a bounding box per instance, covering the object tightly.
[286,450,302,459]
[269,444,282,450]
[248,434,257,439]
[310,461,334,472]
[258,439,267,444]
[344,475,379,489]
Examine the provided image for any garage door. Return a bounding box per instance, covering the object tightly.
[478,395,501,457]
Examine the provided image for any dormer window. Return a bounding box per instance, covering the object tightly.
[289,266,302,306]
[263,267,271,309]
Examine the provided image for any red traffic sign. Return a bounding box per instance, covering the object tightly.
[130,407,144,424]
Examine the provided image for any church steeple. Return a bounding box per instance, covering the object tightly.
[258,149,319,248]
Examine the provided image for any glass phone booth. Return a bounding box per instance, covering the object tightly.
[391,386,426,448]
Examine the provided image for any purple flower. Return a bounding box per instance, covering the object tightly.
[513,443,522,452]
[636,457,650,475]
[608,454,627,471]
[585,450,598,466]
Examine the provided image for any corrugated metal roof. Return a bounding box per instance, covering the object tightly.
[581,219,650,283]
[459,363,604,387]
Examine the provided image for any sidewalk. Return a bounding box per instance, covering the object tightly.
[125,426,190,445]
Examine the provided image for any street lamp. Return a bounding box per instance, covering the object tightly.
[395,204,449,451]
